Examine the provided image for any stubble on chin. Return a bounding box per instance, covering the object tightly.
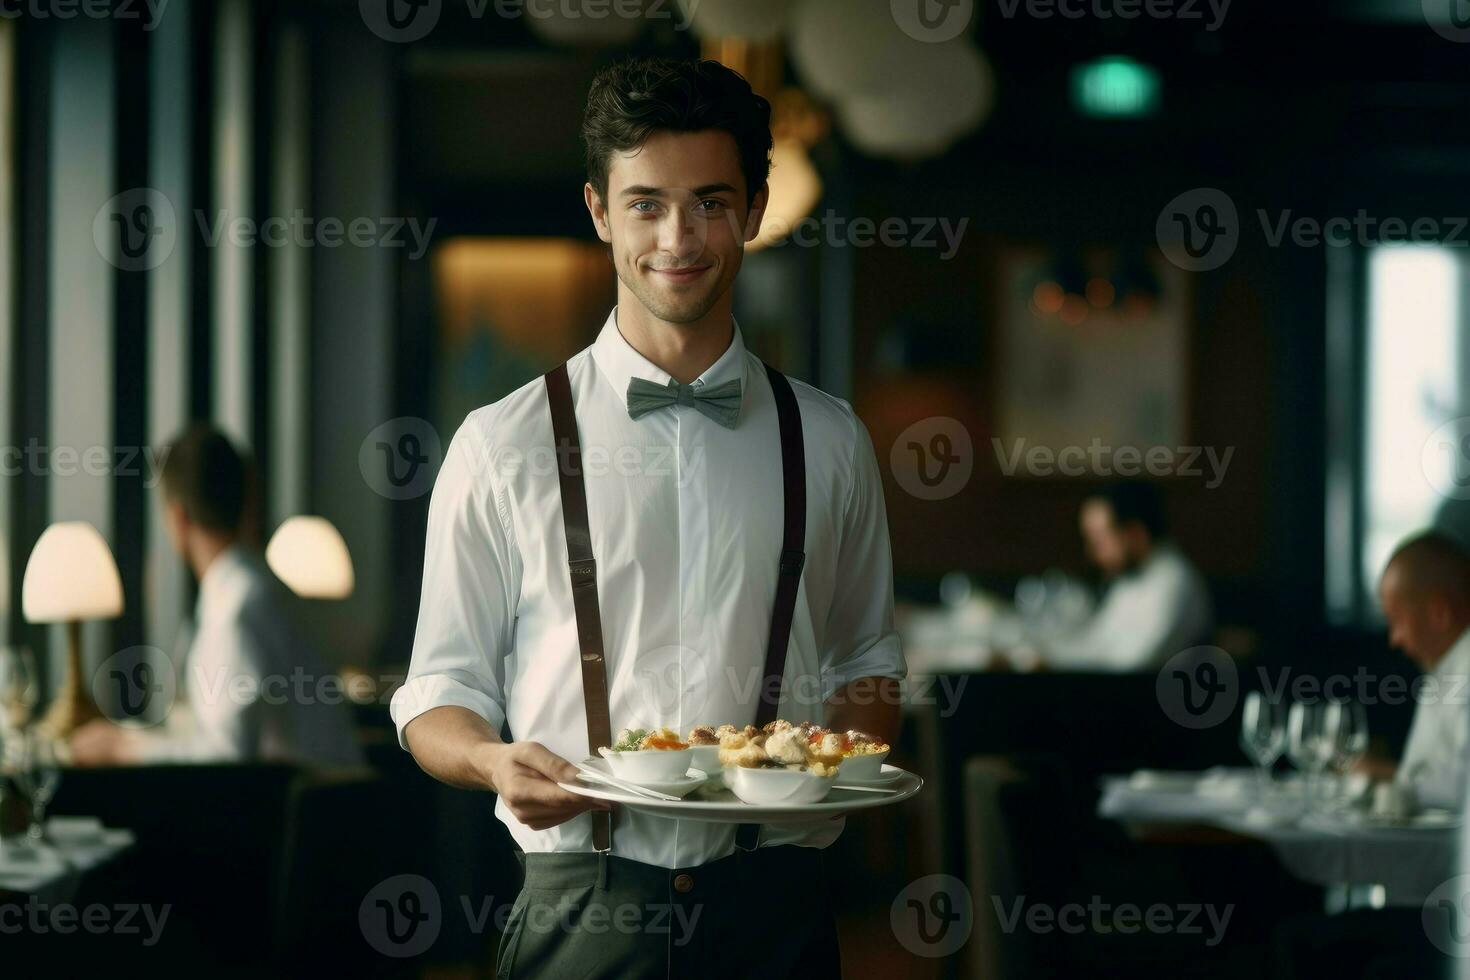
[619,265,723,325]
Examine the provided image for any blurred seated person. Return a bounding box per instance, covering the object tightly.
[1034,482,1213,672]
[1356,531,1470,810]
[70,423,363,770]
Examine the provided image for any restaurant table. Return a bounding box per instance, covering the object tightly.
[0,817,136,906]
[1099,768,1457,906]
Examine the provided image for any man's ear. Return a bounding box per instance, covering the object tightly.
[163,499,188,545]
[1428,594,1456,633]
[584,182,612,244]
[742,182,770,244]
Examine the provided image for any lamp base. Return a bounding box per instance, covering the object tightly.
[37,620,102,738]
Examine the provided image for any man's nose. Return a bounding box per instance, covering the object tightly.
[657,208,703,258]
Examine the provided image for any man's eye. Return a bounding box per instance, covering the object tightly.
[695,200,726,213]
[632,201,658,214]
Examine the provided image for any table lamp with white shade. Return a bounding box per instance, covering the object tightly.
[21,521,125,735]
[265,516,355,600]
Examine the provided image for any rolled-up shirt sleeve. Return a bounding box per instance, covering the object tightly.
[820,411,907,701]
[391,413,521,748]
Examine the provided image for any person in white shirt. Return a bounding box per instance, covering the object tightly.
[69,424,363,771]
[1039,481,1213,671]
[393,58,904,979]
[1368,531,1470,810]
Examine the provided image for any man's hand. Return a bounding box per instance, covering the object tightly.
[1353,754,1397,781]
[825,676,902,746]
[69,719,140,766]
[402,706,611,831]
[480,741,612,831]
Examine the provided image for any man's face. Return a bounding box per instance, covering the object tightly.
[1380,567,1453,672]
[162,498,188,559]
[585,128,767,325]
[1080,499,1138,577]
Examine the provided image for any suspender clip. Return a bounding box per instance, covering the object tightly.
[779,549,806,577]
[568,557,597,581]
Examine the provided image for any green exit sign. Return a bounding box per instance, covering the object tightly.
[1072,56,1161,118]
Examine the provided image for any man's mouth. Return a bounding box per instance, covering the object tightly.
[652,264,711,284]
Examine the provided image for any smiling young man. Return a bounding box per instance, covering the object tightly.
[392,57,905,979]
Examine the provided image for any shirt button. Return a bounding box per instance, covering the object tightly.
[673,873,694,893]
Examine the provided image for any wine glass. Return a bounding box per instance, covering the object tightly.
[1239,691,1287,800]
[1288,700,1342,809]
[1326,699,1368,808]
[0,646,38,732]
[16,733,62,843]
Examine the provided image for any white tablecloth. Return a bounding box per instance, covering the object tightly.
[1099,768,1457,906]
[0,817,135,905]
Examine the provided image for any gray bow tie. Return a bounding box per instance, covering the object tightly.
[626,376,742,428]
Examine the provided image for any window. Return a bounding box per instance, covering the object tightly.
[1330,242,1467,622]
[1363,246,1461,595]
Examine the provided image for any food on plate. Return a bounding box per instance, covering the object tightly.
[609,726,689,752]
[805,731,846,770]
[838,730,890,757]
[717,724,837,777]
[764,728,809,766]
[686,725,720,746]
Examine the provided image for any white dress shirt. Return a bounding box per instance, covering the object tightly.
[1398,626,1470,811]
[392,308,906,868]
[139,545,364,769]
[1040,543,1213,672]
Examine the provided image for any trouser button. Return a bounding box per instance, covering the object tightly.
[673,873,694,893]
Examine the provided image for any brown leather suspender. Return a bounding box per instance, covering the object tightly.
[543,358,806,857]
[735,362,807,851]
[752,361,808,725]
[545,362,615,852]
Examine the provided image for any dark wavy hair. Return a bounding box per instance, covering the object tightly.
[582,57,773,209]
[1090,481,1166,539]
[160,422,247,533]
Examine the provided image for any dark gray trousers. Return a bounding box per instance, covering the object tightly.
[496,844,842,979]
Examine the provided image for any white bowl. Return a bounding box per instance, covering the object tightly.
[724,765,835,806]
[837,748,890,782]
[598,745,693,783]
[688,744,720,775]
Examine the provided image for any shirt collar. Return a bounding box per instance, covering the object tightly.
[196,543,250,620]
[1436,625,1470,678]
[590,305,749,415]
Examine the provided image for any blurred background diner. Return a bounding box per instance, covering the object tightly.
[4,0,1470,976]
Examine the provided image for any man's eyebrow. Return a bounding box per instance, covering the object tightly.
[620,183,739,198]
